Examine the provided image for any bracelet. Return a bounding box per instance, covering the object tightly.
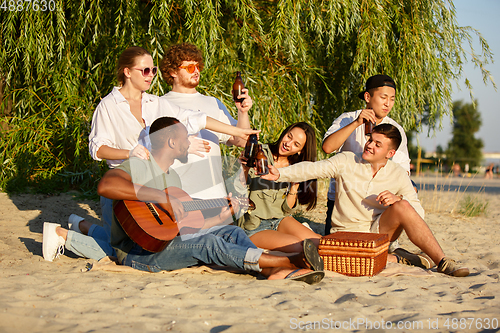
[282,187,298,198]
[283,183,299,198]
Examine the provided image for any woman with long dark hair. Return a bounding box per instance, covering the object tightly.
[238,122,321,253]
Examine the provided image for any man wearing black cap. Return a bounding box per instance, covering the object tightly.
[321,75,421,266]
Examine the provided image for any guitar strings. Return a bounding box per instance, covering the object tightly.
[182,199,228,212]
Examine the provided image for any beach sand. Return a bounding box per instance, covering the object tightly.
[0,187,499,332]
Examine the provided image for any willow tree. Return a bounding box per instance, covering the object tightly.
[0,0,494,194]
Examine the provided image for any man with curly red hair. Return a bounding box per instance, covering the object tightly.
[159,43,253,203]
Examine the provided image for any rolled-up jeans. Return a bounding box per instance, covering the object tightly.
[64,196,116,260]
[66,230,114,260]
[121,225,263,272]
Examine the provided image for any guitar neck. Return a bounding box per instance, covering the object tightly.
[181,198,229,212]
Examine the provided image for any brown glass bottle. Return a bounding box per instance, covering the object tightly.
[244,134,258,167]
[255,144,269,175]
[232,71,245,103]
[364,119,375,135]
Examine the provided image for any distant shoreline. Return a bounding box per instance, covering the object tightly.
[412,174,500,194]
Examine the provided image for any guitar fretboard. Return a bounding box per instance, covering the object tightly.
[182,198,229,212]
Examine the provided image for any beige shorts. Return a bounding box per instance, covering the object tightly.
[330,216,382,234]
[370,214,382,233]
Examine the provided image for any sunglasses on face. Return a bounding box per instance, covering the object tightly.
[179,63,200,74]
[133,66,158,76]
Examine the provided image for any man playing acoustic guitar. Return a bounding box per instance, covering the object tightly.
[94,116,324,284]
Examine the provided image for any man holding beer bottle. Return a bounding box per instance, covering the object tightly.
[321,75,425,267]
[158,43,253,210]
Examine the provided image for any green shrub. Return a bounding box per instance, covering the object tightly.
[458,194,489,217]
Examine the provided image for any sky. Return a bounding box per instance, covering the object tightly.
[415,0,500,154]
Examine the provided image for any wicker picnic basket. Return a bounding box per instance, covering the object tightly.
[318,232,390,277]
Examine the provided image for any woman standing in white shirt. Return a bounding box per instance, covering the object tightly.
[85,47,167,246]
[44,46,161,261]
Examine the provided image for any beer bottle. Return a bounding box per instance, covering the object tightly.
[244,134,258,167]
[255,144,269,175]
[364,119,374,135]
[232,71,245,103]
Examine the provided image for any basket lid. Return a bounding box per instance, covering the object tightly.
[320,231,389,248]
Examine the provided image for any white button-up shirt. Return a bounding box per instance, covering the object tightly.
[89,87,207,168]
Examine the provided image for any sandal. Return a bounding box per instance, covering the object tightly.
[285,269,325,285]
[303,239,324,271]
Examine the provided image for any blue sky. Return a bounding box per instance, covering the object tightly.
[415,0,499,154]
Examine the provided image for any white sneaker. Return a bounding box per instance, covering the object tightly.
[42,222,65,262]
[68,214,84,233]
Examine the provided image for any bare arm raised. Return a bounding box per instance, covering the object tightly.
[322,109,377,153]
[227,88,253,147]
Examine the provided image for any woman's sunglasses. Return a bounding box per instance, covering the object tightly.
[179,64,200,74]
[133,66,158,77]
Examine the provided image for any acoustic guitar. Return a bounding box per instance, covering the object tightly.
[113,187,253,253]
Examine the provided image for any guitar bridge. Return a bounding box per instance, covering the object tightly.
[145,202,163,225]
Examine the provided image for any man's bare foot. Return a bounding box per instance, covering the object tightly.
[55,226,68,241]
[387,254,398,263]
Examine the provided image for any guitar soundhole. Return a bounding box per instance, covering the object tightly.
[146,202,164,225]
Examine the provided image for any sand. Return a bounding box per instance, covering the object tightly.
[0,182,499,332]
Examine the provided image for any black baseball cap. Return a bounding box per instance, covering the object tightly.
[358,74,396,100]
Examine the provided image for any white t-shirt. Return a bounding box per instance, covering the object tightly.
[89,87,207,168]
[322,110,411,200]
[162,91,237,200]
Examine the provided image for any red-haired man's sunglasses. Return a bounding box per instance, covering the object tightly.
[179,64,200,74]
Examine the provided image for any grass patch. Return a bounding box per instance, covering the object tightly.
[458,194,489,217]
[415,167,491,219]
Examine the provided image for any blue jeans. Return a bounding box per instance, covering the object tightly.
[66,230,115,260]
[64,196,116,260]
[98,196,113,241]
[121,225,263,272]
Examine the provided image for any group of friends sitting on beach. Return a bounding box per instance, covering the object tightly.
[42,43,470,285]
